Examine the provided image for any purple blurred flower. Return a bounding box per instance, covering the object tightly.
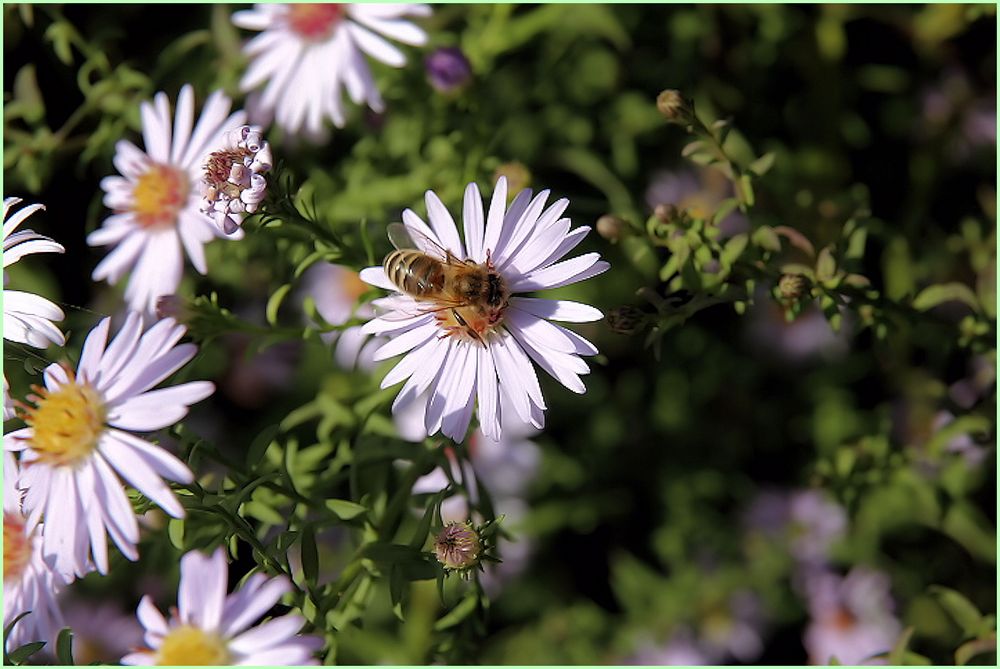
[59,598,144,665]
[645,167,748,237]
[745,296,849,363]
[625,629,715,666]
[803,567,902,665]
[745,488,847,565]
[425,47,472,93]
[623,593,766,666]
[918,68,996,162]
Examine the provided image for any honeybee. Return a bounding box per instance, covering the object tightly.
[382,223,509,344]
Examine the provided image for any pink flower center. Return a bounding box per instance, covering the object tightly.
[287,4,345,41]
[131,164,189,229]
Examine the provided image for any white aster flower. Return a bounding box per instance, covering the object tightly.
[88,85,246,314]
[200,125,273,235]
[3,453,68,652]
[4,313,211,579]
[232,3,431,136]
[3,198,66,420]
[300,262,380,370]
[360,176,609,442]
[122,548,322,665]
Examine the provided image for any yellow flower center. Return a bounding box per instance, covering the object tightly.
[22,377,107,467]
[131,164,189,229]
[287,3,345,41]
[155,626,231,666]
[3,513,31,582]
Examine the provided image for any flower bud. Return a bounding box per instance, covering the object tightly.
[425,47,473,94]
[656,89,695,125]
[493,161,531,198]
[433,522,481,571]
[606,306,646,335]
[596,214,628,243]
[778,273,811,301]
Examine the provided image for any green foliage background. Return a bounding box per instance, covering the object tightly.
[3,3,996,665]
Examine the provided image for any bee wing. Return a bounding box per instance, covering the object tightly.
[374,295,465,320]
[388,222,461,264]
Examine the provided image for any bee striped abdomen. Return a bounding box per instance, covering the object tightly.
[384,250,446,297]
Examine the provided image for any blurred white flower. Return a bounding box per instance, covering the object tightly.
[4,314,211,579]
[58,597,144,665]
[300,262,380,370]
[803,567,902,665]
[3,198,66,420]
[200,125,272,234]
[232,3,431,137]
[88,85,246,314]
[3,453,68,652]
[122,548,322,665]
[361,177,608,442]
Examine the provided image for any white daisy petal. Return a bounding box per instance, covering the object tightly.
[372,322,439,361]
[222,577,291,638]
[462,182,485,264]
[511,297,603,322]
[424,190,464,258]
[2,199,66,351]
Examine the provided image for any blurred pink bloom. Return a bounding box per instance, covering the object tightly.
[803,567,901,665]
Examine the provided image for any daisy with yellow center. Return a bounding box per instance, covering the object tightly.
[4,313,213,579]
[2,454,68,652]
[361,177,608,442]
[122,548,322,666]
[87,85,246,314]
[232,3,431,137]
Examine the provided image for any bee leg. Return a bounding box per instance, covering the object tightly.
[451,309,485,347]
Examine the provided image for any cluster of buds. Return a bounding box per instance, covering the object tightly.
[200,125,272,235]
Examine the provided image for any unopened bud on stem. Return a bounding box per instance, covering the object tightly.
[606,306,646,335]
[596,214,628,242]
[778,273,811,302]
[433,522,481,571]
[656,89,696,126]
